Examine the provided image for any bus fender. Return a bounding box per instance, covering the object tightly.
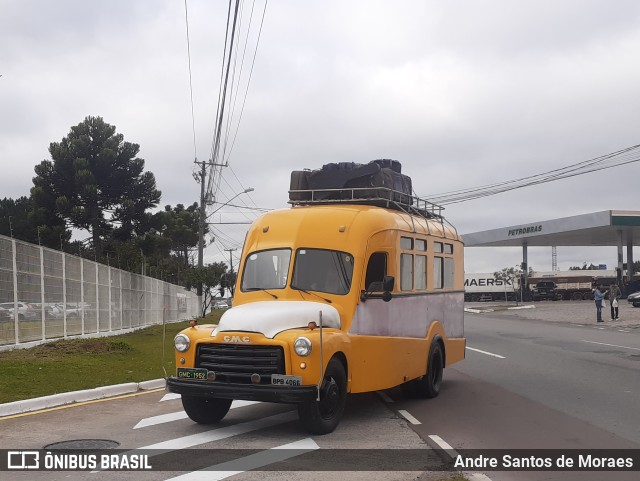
[425,321,446,367]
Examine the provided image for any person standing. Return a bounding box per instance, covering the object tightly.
[608,282,622,320]
[594,284,606,322]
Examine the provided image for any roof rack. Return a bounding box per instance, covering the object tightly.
[288,186,445,221]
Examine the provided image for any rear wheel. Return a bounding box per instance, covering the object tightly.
[298,358,347,435]
[181,395,232,424]
[414,338,444,399]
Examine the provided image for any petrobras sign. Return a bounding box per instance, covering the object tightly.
[507,225,542,237]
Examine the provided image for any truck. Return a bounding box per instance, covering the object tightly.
[167,160,466,434]
[528,270,618,300]
[464,273,522,302]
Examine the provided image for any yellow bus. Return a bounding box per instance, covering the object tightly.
[167,185,465,434]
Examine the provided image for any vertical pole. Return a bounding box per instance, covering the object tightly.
[627,237,634,283]
[197,160,206,297]
[617,230,624,285]
[95,262,99,333]
[108,266,112,332]
[80,258,85,335]
[522,243,529,299]
[62,252,67,338]
[40,246,45,341]
[11,239,18,345]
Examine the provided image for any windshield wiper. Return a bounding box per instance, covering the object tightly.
[293,287,332,304]
[244,288,278,299]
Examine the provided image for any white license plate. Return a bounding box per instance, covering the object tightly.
[271,374,302,386]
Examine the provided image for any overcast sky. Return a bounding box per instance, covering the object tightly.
[2,0,640,274]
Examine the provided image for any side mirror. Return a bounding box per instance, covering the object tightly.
[383,276,395,292]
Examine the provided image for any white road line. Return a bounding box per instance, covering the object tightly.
[398,409,421,425]
[376,391,394,403]
[160,393,181,402]
[465,346,505,359]
[470,473,494,481]
[618,329,631,333]
[429,435,494,481]
[428,434,458,455]
[164,438,320,481]
[581,340,640,351]
[139,411,297,450]
[134,401,261,429]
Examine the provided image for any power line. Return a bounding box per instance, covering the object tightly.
[423,144,640,205]
[183,0,198,162]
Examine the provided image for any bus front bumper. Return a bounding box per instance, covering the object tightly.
[166,376,318,404]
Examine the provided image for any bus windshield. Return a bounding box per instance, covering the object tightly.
[241,249,291,291]
[291,249,354,295]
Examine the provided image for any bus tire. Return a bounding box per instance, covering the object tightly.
[297,358,347,435]
[181,395,232,424]
[414,338,444,399]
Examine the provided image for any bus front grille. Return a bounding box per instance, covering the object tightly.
[195,344,285,384]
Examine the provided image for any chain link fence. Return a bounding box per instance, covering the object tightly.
[0,234,199,348]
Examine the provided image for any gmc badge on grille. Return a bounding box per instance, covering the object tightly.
[223,335,251,343]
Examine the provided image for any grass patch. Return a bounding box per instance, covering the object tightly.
[0,310,225,404]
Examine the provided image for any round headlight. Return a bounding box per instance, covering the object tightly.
[174,333,190,352]
[294,336,312,357]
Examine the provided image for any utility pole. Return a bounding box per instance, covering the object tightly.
[196,159,208,298]
[224,248,237,296]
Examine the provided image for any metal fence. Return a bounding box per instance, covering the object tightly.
[0,234,199,348]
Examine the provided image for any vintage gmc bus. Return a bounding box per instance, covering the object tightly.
[167,185,465,434]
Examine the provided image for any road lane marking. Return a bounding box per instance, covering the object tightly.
[470,474,494,480]
[429,436,494,481]
[376,391,394,403]
[160,393,181,402]
[428,434,458,454]
[92,411,299,473]
[134,400,261,429]
[581,340,640,351]
[398,409,421,425]
[465,346,505,359]
[164,438,320,481]
[139,411,297,450]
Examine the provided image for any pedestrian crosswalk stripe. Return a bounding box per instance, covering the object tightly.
[134,401,261,429]
[138,410,297,450]
[164,438,320,481]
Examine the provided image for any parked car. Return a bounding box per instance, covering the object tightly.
[627,290,640,308]
[213,301,229,309]
[0,302,38,320]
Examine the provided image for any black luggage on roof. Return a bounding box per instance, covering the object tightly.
[289,159,412,205]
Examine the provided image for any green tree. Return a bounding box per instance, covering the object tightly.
[156,203,202,266]
[494,265,533,303]
[31,116,161,259]
[0,196,69,248]
[183,262,228,316]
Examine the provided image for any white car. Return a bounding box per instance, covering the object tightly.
[0,302,38,320]
[213,301,229,309]
[627,291,640,307]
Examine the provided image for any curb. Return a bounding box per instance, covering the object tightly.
[0,378,166,418]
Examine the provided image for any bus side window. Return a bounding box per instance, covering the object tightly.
[365,252,387,291]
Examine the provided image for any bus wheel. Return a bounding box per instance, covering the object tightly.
[181,395,232,424]
[414,339,444,399]
[298,358,347,435]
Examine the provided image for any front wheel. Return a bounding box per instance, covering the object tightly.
[297,358,347,435]
[181,395,232,424]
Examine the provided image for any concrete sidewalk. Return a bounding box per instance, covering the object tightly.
[466,300,640,330]
[0,378,166,418]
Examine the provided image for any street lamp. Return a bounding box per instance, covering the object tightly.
[205,188,255,220]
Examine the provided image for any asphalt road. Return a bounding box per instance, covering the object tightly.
[2,309,640,481]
